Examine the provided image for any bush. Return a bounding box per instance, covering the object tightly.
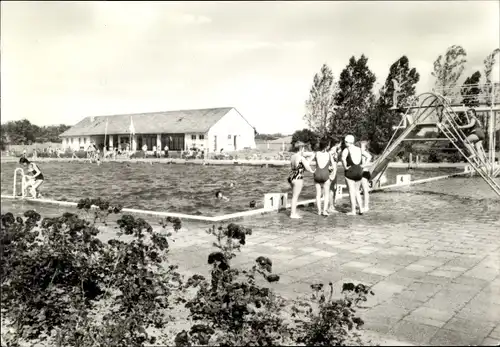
[177,224,375,346]
[1,198,183,347]
[427,149,464,163]
[1,202,376,347]
[34,150,88,159]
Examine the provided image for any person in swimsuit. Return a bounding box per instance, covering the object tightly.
[19,157,44,199]
[311,138,335,216]
[457,108,487,163]
[215,190,230,201]
[288,145,315,219]
[341,135,370,215]
[327,143,342,213]
[359,141,373,212]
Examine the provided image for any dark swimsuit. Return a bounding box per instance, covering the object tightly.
[314,153,331,184]
[288,162,305,185]
[345,150,363,181]
[31,164,44,181]
[469,118,485,142]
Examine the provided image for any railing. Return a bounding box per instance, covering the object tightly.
[432,83,500,106]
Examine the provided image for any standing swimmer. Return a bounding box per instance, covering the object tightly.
[287,145,315,219]
[311,138,334,216]
[341,135,371,215]
[359,141,373,212]
[327,142,342,213]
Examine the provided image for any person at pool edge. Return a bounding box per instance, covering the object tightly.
[341,135,371,215]
[19,157,44,199]
[456,108,487,163]
[327,142,342,213]
[359,141,373,212]
[215,190,230,201]
[288,143,315,219]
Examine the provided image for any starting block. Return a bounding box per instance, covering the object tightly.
[368,180,381,189]
[464,164,473,173]
[335,184,346,202]
[263,193,288,211]
[396,174,411,185]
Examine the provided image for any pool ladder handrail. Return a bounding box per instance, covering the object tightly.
[13,168,27,199]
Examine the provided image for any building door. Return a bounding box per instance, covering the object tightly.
[233,135,237,150]
[161,134,184,151]
[213,135,217,152]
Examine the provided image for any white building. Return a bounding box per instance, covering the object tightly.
[59,107,257,153]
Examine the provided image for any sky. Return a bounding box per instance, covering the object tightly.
[1,1,499,134]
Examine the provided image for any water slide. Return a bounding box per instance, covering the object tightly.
[369,123,431,185]
[368,92,500,197]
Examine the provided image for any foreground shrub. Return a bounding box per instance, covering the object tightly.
[0,198,182,347]
[177,224,375,346]
[1,203,375,347]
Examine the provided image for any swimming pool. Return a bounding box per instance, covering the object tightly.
[0,161,463,216]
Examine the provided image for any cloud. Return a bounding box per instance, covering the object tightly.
[191,39,316,53]
[179,14,212,25]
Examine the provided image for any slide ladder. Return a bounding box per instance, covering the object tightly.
[370,93,444,186]
[436,99,500,197]
[370,92,500,198]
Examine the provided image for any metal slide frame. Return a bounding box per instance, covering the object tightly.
[369,92,500,198]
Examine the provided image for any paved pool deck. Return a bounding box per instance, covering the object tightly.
[2,178,500,346]
[171,180,500,346]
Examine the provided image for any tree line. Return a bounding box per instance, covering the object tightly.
[0,119,70,150]
[297,45,500,154]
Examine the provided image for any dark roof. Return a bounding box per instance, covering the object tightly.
[59,107,235,137]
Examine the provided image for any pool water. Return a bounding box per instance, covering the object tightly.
[0,161,463,216]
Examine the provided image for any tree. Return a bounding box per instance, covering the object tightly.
[378,56,420,109]
[0,125,8,151]
[432,45,467,96]
[37,124,71,143]
[2,119,38,145]
[329,55,376,142]
[0,120,70,146]
[304,64,338,139]
[482,48,500,106]
[290,128,319,151]
[483,48,500,84]
[461,71,482,107]
[363,56,420,155]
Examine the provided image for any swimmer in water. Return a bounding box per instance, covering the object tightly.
[215,190,230,201]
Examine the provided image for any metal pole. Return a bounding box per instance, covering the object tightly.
[489,83,496,175]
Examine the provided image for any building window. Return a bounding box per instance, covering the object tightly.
[199,135,205,140]
[71,138,74,144]
[84,138,87,144]
[227,135,232,139]
[191,135,196,140]
[79,138,82,144]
